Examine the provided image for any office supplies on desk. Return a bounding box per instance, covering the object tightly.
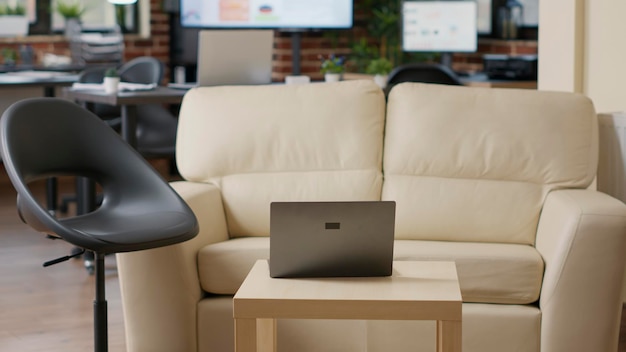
[71,82,157,91]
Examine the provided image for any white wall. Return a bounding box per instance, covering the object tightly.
[539,0,626,113]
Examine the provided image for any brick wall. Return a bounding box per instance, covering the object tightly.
[453,39,539,73]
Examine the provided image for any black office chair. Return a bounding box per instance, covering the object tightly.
[117,56,180,160]
[0,97,198,352]
[385,63,463,95]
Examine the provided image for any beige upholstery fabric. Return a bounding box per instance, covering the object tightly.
[384,83,597,244]
[176,81,386,237]
[197,237,543,304]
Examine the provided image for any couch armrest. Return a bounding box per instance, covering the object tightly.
[117,181,229,352]
[536,189,626,352]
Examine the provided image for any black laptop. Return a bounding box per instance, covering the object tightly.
[269,201,396,278]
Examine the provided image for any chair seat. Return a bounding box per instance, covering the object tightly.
[60,209,197,253]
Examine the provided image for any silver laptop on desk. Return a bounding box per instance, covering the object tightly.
[195,29,273,87]
[269,201,396,278]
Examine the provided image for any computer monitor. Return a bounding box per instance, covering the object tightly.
[180,0,353,30]
[402,1,478,57]
[196,30,274,86]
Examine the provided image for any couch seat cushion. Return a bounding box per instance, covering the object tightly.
[198,237,544,304]
[394,240,543,304]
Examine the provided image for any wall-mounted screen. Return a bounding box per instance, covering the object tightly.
[180,0,353,30]
[402,1,478,53]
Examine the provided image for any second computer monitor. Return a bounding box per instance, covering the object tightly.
[196,30,274,86]
[402,1,478,53]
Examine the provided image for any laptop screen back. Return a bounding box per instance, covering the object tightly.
[269,201,396,278]
[196,30,273,86]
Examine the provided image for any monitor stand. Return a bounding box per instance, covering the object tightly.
[440,53,453,69]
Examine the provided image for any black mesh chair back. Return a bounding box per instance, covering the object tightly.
[385,63,463,94]
[0,97,198,351]
[118,56,164,85]
[118,56,177,159]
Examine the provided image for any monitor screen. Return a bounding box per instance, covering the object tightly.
[180,0,353,29]
[402,1,478,53]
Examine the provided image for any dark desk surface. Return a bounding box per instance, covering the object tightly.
[0,64,86,73]
[63,86,187,106]
[63,86,187,149]
[0,72,79,87]
[459,73,537,89]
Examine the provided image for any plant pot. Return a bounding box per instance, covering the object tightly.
[0,16,29,37]
[324,73,342,83]
[373,74,389,89]
[64,18,82,38]
[103,77,120,94]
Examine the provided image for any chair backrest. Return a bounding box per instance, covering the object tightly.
[118,56,164,85]
[176,80,386,237]
[385,63,462,94]
[383,83,598,245]
[0,98,197,252]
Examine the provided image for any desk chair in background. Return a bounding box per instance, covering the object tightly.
[384,63,463,95]
[0,97,198,352]
[57,56,180,214]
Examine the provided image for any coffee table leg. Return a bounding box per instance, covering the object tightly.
[257,318,276,352]
[437,320,462,352]
[235,318,257,352]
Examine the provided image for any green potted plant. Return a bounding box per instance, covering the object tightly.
[320,54,345,82]
[103,67,120,94]
[55,0,86,37]
[0,2,28,38]
[366,58,394,88]
[1,47,17,65]
[55,0,86,19]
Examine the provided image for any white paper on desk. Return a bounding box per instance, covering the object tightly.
[71,82,157,91]
[118,82,157,91]
[71,83,103,90]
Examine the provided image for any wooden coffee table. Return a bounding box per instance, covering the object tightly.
[233,260,462,352]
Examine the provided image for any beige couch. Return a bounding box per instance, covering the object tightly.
[117,80,626,352]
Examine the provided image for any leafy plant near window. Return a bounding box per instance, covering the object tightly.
[350,0,439,71]
[0,3,25,15]
[55,0,86,19]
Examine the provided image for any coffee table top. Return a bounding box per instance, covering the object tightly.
[234,260,461,321]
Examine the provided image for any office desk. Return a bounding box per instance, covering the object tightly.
[343,72,537,90]
[0,72,79,97]
[459,73,537,89]
[63,86,187,148]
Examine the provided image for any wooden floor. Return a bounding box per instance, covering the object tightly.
[1,165,626,351]
[0,177,127,352]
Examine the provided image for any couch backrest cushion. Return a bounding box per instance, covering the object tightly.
[383,83,597,245]
[177,80,386,237]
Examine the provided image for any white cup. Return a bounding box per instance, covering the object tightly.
[174,66,186,84]
[103,77,120,94]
